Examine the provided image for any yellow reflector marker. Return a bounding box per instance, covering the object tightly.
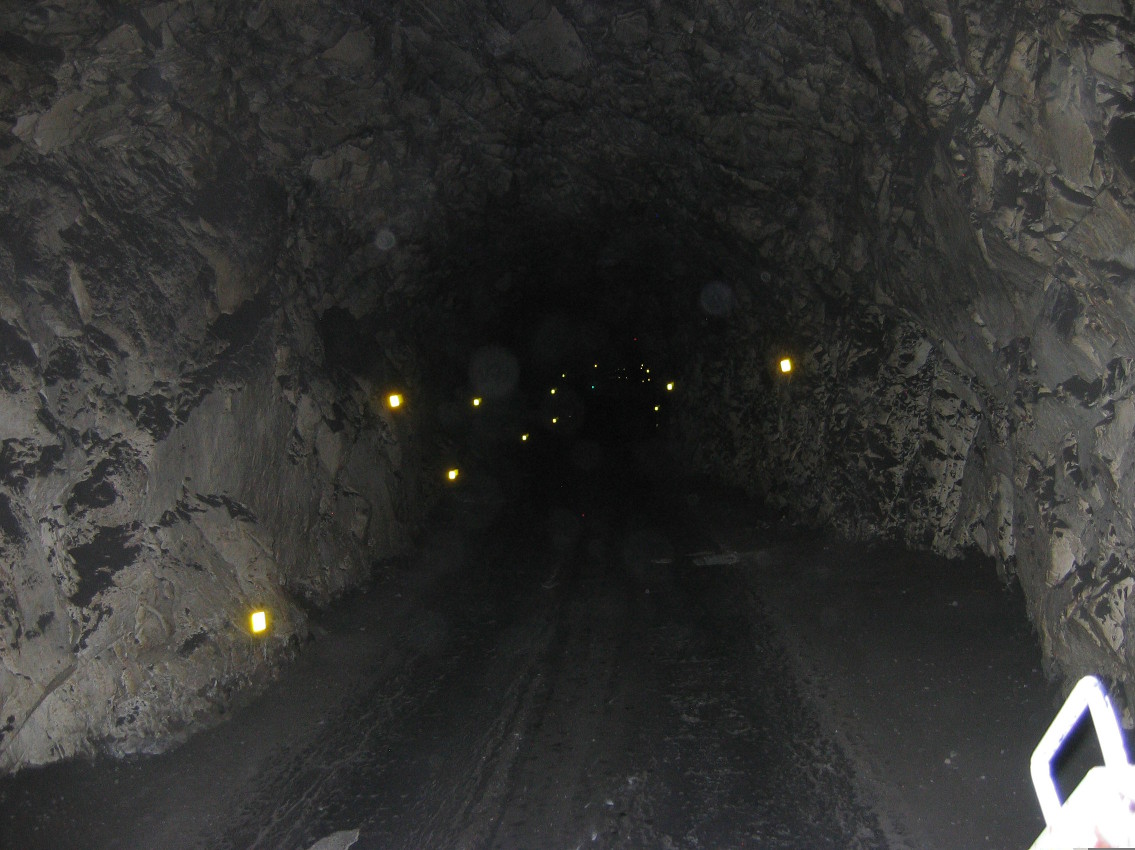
[654,405,660,411]
[551,417,558,424]
[780,357,793,374]
[447,468,459,481]
[472,397,482,407]
[521,433,529,442]
[666,382,674,391]
[250,610,268,634]
[387,393,402,409]
[550,388,556,395]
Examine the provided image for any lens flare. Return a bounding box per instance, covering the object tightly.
[699,280,734,316]
[469,345,519,399]
[374,228,396,251]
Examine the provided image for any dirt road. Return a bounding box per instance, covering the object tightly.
[0,464,1064,849]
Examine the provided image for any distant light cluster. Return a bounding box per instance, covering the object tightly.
[446,350,679,472]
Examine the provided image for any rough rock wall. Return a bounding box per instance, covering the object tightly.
[0,2,431,771]
[907,1,1135,711]
[681,302,1013,558]
[5,0,1135,765]
[675,0,1135,714]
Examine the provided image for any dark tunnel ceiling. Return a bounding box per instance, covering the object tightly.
[321,192,754,398]
[274,0,895,396]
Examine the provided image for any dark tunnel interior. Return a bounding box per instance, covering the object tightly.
[4,0,1135,847]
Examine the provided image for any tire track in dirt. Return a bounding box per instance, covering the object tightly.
[199,510,565,850]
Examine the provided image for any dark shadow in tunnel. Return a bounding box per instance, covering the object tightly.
[372,198,730,524]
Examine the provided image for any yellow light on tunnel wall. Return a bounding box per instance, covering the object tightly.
[250,609,268,634]
[550,388,557,395]
[472,397,482,407]
[521,433,529,442]
[779,357,793,374]
[387,393,403,409]
[654,405,660,411]
[447,468,460,481]
[666,382,674,391]
[551,417,559,424]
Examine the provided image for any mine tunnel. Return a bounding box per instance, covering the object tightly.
[2,1,1135,848]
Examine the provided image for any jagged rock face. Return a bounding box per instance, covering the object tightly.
[2,0,1135,768]
[671,0,1135,715]
[0,2,433,771]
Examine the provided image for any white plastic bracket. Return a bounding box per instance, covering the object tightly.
[1030,675,1130,828]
